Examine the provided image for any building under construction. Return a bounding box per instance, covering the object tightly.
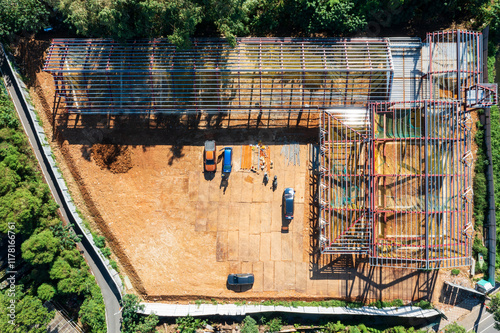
[44,31,497,270]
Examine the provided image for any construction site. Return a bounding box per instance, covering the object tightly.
[36,31,497,301]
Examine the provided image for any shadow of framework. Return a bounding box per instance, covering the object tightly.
[307,145,441,303]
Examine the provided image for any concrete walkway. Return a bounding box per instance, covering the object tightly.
[140,303,440,318]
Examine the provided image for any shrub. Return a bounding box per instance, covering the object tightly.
[176,315,207,333]
[94,235,106,248]
[416,300,432,309]
[451,269,460,276]
[266,317,283,333]
[101,247,111,258]
[242,316,259,333]
[323,321,345,333]
[109,260,119,271]
[391,299,404,308]
[444,322,466,333]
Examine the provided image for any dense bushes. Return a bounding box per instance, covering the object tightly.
[0,82,106,332]
[1,0,497,47]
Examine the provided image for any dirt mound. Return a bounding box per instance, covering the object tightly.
[92,144,132,173]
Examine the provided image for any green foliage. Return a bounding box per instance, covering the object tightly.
[21,229,60,265]
[246,0,365,36]
[50,221,82,249]
[350,326,361,333]
[358,324,368,333]
[451,269,460,276]
[415,300,432,309]
[368,299,407,309]
[444,322,466,333]
[0,288,55,333]
[176,315,206,333]
[242,316,259,333]
[0,71,106,333]
[489,293,500,313]
[384,326,406,333]
[101,246,112,258]
[324,321,346,333]
[93,234,106,248]
[37,283,56,301]
[122,294,159,333]
[79,281,107,333]
[266,317,283,333]
[109,259,119,271]
[0,0,49,38]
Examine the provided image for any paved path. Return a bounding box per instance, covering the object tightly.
[0,45,122,333]
[139,303,441,318]
[458,299,499,333]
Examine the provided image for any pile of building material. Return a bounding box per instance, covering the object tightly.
[281,143,300,166]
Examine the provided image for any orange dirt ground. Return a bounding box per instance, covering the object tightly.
[13,36,478,304]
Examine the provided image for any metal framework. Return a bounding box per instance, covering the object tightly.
[318,30,497,269]
[43,31,498,269]
[44,38,393,114]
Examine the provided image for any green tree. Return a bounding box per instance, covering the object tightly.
[37,283,56,301]
[79,293,106,332]
[0,163,20,196]
[50,221,82,250]
[0,0,49,38]
[21,229,60,265]
[122,294,159,333]
[0,289,55,333]
[0,187,42,234]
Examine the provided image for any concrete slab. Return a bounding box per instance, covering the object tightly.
[207,204,218,232]
[248,234,260,262]
[260,233,271,262]
[217,203,229,231]
[270,232,282,261]
[216,232,228,262]
[241,261,253,274]
[281,233,293,261]
[252,261,264,292]
[263,261,274,291]
[249,203,261,235]
[229,261,241,274]
[238,203,250,233]
[260,203,272,233]
[228,231,239,261]
[274,261,286,291]
[284,261,296,290]
[239,231,250,262]
[292,231,303,263]
[271,202,282,232]
[228,202,239,231]
[295,262,308,293]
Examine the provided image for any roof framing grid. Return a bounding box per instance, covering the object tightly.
[318,101,473,269]
[43,38,394,114]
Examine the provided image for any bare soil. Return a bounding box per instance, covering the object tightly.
[12,36,478,305]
